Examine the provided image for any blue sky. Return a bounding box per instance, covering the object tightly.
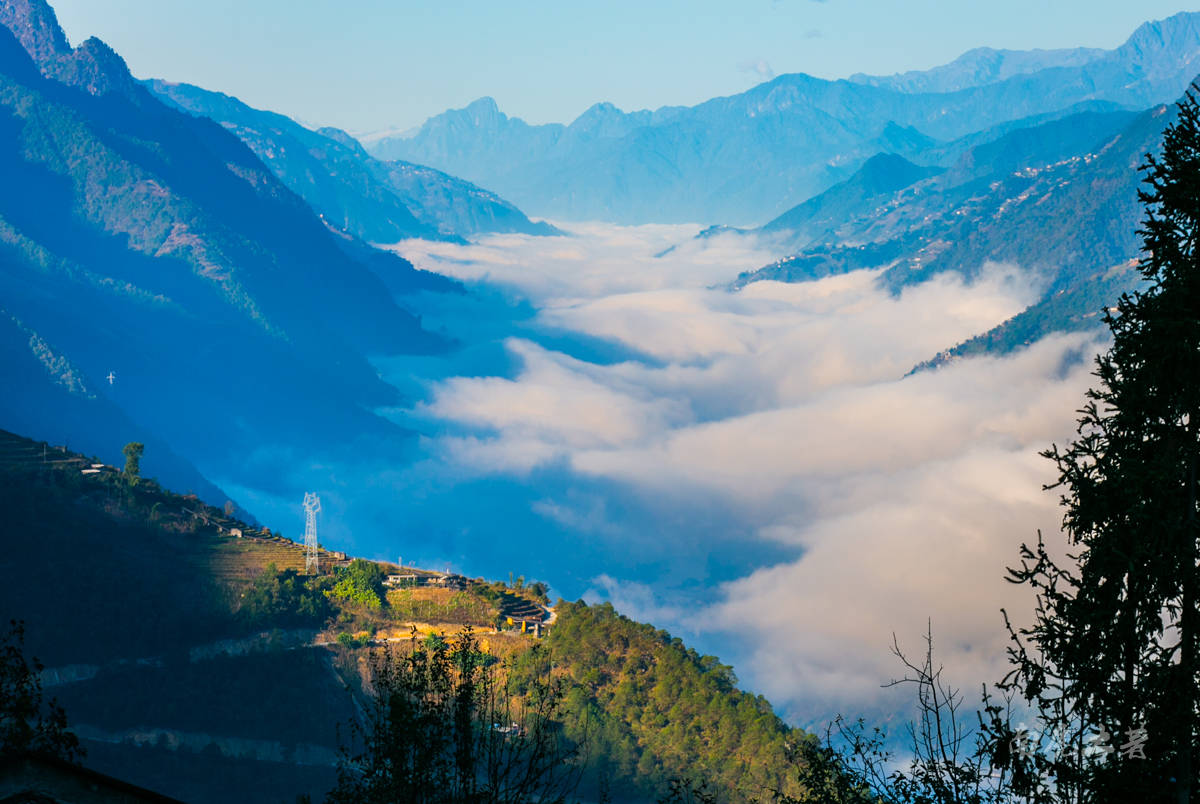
[48,1,1198,134]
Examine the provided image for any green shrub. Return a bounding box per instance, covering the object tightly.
[238,564,331,630]
[327,559,385,610]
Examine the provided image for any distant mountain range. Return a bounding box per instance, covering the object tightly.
[144,80,558,242]
[368,12,1200,225]
[0,0,456,499]
[846,45,1108,94]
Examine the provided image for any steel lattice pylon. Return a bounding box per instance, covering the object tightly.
[302,492,320,575]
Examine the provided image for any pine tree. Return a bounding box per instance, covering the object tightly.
[122,441,144,486]
[0,620,82,762]
[1002,86,1200,803]
[327,629,582,804]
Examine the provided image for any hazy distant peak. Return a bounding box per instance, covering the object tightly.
[569,100,645,137]
[753,72,825,93]
[463,95,502,120]
[355,125,419,145]
[466,95,498,110]
[736,73,823,110]
[414,96,512,134]
[849,10,1200,96]
[316,125,368,154]
[1118,11,1200,64]
[848,44,1107,94]
[580,100,620,115]
[573,100,622,121]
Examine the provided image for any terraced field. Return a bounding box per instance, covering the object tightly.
[495,589,547,624]
[0,428,86,468]
[384,586,496,627]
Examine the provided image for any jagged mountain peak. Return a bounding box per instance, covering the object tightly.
[465,95,498,111]
[0,0,69,67]
[575,100,622,119]
[568,100,640,137]
[416,96,511,134]
[0,0,140,99]
[571,100,620,125]
[463,95,502,120]
[1118,10,1200,64]
[57,35,139,97]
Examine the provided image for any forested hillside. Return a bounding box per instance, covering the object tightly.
[524,601,809,804]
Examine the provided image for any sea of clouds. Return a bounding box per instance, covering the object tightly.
[377,222,1103,728]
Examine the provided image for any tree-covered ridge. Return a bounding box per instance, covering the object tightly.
[530,601,810,804]
[909,263,1140,373]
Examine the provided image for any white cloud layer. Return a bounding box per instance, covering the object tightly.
[391,223,1100,725]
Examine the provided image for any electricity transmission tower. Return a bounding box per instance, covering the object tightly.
[302,492,320,575]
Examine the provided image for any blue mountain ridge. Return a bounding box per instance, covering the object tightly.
[847,45,1108,94]
[369,12,1200,226]
[144,79,559,242]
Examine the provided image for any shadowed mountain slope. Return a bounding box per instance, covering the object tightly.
[0,0,452,489]
[759,153,945,248]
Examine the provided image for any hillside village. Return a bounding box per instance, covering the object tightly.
[0,426,554,648]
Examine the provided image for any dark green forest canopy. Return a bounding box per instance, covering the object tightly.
[524,601,812,804]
